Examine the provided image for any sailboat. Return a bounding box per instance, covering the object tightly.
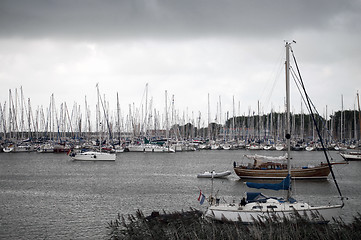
[125,137,176,153]
[69,84,116,161]
[234,65,338,181]
[204,42,344,223]
[234,156,333,179]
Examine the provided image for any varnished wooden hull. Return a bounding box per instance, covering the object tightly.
[234,165,330,179]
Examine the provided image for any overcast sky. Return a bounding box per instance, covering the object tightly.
[1,0,360,125]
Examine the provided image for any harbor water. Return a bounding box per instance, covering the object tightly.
[0,150,360,239]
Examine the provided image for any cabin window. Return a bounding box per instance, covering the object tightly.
[267,206,278,209]
[252,206,263,209]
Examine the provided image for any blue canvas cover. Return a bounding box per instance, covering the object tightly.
[246,174,291,191]
[246,192,268,202]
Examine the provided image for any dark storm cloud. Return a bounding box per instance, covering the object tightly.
[1,0,359,40]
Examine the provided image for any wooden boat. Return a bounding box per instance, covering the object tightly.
[234,152,339,179]
[197,170,232,178]
[340,151,361,161]
[234,160,331,179]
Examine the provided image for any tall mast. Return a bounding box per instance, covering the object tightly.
[144,83,148,137]
[357,91,361,143]
[285,42,292,199]
[117,92,121,141]
[341,94,343,142]
[232,96,235,141]
[354,102,357,141]
[208,93,210,140]
[165,90,169,142]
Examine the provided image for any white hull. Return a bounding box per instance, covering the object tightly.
[275,144,285,151]
[247,145,262,150]
[197,170,232,178]
[211,144,222,150]
[71,151,116,161]
[172,144,196,152]
[340,152,361,161]
[263,145,273,150]
[305,146,316,151]
[126,144,175,153]
[3,145,34,152]
[3,147,14,153]
[205,198,342,223]
[37,149,54,153]
[37,144,54,153]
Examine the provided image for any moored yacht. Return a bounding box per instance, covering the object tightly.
[204,42,344,223]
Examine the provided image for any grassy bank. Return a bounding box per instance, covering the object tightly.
[107,209,361,240]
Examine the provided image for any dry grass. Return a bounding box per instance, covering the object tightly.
[107,209,361,240]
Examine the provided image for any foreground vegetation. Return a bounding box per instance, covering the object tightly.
[107,209,361,240]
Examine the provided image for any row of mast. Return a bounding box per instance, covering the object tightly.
[0,86,360,144]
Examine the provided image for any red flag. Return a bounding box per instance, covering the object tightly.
[197,190,202,201]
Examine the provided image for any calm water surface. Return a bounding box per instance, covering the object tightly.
[0,150,360,239]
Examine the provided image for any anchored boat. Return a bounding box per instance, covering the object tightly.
[197,170,232,178]
[204,42,344,223]
[340,151,361,161]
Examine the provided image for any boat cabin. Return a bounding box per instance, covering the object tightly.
[253,159,287,170]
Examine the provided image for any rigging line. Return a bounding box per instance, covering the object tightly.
[261,48,285,111]
[290,66,334,140]
[290,47,344,201]
[288,58,337,150]
[290,67,312,114]
[290,69,334,161]
[97,87,113,143]
[290,66,319,116]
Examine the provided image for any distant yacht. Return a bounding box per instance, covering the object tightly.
[69,150,116,161]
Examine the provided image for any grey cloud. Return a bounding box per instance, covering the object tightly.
[1,0,359,40]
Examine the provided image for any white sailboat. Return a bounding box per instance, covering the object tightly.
[204,42,344,223]
[125,143,175,153]
[70,150,116,161]
[69,84,116,161]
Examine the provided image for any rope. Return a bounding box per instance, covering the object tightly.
[290,67,334,161]
[290,47,345,203]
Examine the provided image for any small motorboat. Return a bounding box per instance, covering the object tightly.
[197,170,232,178]
[340,151,361,161]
